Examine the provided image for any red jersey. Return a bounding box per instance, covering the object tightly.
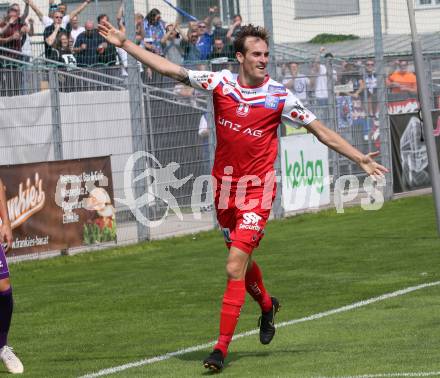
[188,69,316,183]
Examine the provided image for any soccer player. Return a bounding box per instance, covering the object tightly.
[0,178,23,374]
[98,21,388,371]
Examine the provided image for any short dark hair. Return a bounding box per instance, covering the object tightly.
[97,14,108,23]
[146,8,161,24]
[233,24,269,55]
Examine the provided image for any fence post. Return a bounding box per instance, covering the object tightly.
[372,0,393,200]
[263,0,276,79]
[48,68,63,161]
[125,0,151,241]
[407,0,440,236]
[426,56,434,109]
[142,84,158,222]
[326,58,339,184]
[206,90,217,229]
[263,0,284,219]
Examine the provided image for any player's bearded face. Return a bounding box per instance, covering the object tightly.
[240,38,269,82]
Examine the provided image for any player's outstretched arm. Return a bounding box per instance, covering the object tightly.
[306,119,389,179]
[98,20,190,84]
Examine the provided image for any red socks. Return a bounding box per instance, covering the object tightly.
[213,262,271,357]
[245,261,272,313]
[214,279,246,357]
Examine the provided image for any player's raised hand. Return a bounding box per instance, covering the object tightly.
[359,151,389,180]
[98,19,127,48]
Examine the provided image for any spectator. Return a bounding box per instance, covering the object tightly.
[143,8,166,55]
[116,2,144,45]
[96,14,117,64]
[226,14,242,43]
[187,20,198,35]
[6,2,29,26]
[115,7,148,78]
[43,11,67,60]
[21,17,34,60]
[116,1,124,28]
[282,62,311,104]
[54,2,71,34]
[74,16,116,67]
[208,37,233,61]
[0,6,26,58]
[51,32,76,66]
[386,59,417,96]
[195,20,213,60]
[28,0,90,30]
[310,50,336,105]
[212,16,227,43]
[194,6,219,60]
[73,20,99,66]
[338,62,368,141]
[161,22,183,65]
[134,13,145,44]
[309,51,336,122]
[70,15,84,45]
[338,62,365,98]
[0,4,30,96]
[56,2,68,17]
[364,59,378,116]
[181,31,201,63]
[116,44,146,78]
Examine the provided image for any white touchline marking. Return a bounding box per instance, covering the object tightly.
[317,372,440,378]
[79,281,440,378]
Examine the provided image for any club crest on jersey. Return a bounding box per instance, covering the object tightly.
[236,102,250,117]
[264,95,279,109]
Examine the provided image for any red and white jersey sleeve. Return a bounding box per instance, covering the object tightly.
[281,89,316,129]
[187,70,225,91]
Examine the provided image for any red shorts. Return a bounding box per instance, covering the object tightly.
[214,178,276,254]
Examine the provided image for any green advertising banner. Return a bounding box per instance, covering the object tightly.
[280,133,330,212]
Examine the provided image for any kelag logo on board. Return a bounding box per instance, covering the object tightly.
[280,133,330,212]
[284,150,324,193]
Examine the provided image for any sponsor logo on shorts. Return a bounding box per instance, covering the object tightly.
[239,212,262,231]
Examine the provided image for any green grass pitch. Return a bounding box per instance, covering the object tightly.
[6,195,440,377]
